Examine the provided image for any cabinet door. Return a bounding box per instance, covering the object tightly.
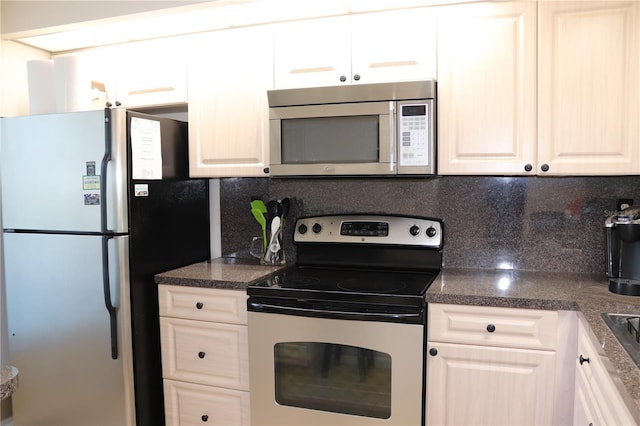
[188,27,273,177]
[538,1,640,175]
[573,362,606,426]
[437,1,537,175]
[114,37,188,108]
[350,9,436,84]
[274,16,351,88]
[426,342,556,425]
[574,320,637,425]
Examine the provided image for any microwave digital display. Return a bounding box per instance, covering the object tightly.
[402,105,426,116]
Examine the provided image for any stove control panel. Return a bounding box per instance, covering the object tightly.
[294,214,443,248]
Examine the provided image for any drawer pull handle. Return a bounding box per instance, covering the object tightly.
[579,354,590,365]
[201,414,209,422]
[198,351,206,359]
[486,324,496,333]
[196,302,204,309]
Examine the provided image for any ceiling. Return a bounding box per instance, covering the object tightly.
[1,0,466,53]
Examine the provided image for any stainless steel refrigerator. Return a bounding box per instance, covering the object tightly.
[0,108,210,426]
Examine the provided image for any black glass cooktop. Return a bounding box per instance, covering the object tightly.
[248,266,437,305]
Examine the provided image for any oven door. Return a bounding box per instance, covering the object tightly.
[247,310,425,426]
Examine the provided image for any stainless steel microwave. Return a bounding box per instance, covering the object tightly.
[267,80,436,177]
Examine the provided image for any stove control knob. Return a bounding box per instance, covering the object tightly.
[298,223,308,235]
[409,225,420,236]
[312,223,322,234]
[426,226,437,238]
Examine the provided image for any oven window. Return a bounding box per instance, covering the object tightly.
[281,116,379,164]
[274,342,391,419]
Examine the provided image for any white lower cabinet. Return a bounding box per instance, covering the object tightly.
[158,285,250,426]
[427,304,639,426]
[573,319,636,426]
[426,304,561,425]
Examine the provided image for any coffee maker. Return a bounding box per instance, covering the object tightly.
[606,206,640,296]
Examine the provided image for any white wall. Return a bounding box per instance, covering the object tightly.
[0,3,13,420]
[0,40,50,117]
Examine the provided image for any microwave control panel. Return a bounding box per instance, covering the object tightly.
[398,100,431,167]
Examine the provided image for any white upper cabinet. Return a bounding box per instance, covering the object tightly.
[437,1,537,175]
[350,10,437,84]
[438,0,640,176]
[274,9,436,88]
[538,1,640,175]
[114,37,188,108]
[188,26,273,178]
[274,16,351,88]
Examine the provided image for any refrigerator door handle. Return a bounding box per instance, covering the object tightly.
[102,235,118,359]
[101,108,112,234]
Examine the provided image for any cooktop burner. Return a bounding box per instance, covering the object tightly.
[337,278,407,293]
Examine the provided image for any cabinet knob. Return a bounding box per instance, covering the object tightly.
[486,324,496,333]
[524,163,533,172]
[429,347,438,356]
[201,414,209,422]
[353,74,361,81]
[339,75,347,82]
[579,354,590,365]
[540,163,550,172]
[263,167,270,174]
[196,302,204,310]
[198,351,206,359]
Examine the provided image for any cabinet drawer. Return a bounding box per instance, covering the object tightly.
[164,379,250,426]
[158,284,247,325]
[160,317,249,390]
[428,304,558,350]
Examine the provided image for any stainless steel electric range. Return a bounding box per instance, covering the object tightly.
[247,214,443,426]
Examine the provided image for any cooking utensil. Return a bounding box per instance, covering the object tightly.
[266,200,281,222]
[251,208,267,250]
[251,199,267,213]
[280,197,290,218]
[268,216,281,254]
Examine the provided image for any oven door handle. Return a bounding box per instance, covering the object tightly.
[248,301,423,323]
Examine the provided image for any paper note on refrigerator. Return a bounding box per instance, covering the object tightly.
[131,117,162,180]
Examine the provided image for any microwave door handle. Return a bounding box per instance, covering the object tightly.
[390,102,396,172]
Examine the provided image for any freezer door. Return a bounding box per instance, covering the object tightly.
[4,232,135,426]
[0,109,127,233]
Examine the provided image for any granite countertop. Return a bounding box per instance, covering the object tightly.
[1,365,18,400]
[155,256,291,289]
[155,260,640,418]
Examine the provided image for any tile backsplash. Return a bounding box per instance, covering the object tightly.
[220,176,640,274]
